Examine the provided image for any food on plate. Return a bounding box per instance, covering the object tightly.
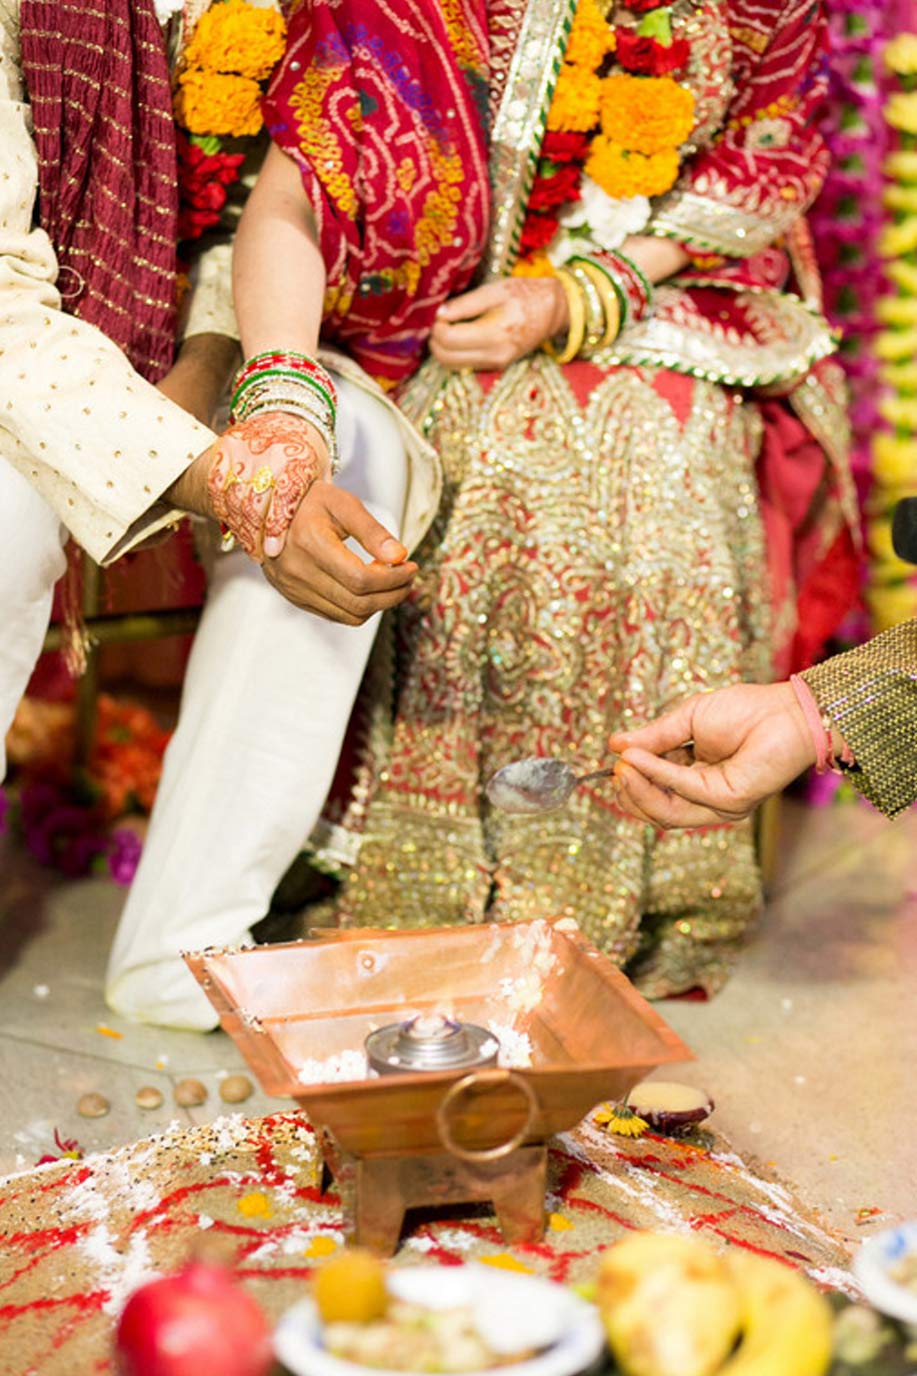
[595,1232,833,1376]
[322,1300,540,1372]
[889,1249,917,1294]
[313,1249,389,1325]
[310,1252,545,1372]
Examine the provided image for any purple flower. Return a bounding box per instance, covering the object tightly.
[19,782,108,877]
[107,828,143,886]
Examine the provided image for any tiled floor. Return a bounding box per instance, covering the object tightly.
[1,796,915,1247]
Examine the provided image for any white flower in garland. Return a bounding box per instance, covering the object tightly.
[547,176,651,266]
[154,0,184,25]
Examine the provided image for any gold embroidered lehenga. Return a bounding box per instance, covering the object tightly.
[305,0,857,996]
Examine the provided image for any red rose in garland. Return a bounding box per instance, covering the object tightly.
[615,29,690,76]
[540,130,592,163]
[519,211,562,255]
[177,132,246,241]
[528,160,583,211]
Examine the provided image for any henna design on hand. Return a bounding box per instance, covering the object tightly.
[207,413,326,561]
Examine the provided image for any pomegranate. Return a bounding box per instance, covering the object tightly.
[114,1260,273,1376]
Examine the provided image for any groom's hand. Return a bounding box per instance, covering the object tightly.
[263,480,417,625]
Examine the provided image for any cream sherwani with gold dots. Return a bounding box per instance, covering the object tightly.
[0,2,218,565]
[0,0,221,783]
[0,0,441,1030]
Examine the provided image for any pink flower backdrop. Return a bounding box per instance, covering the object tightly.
[815,1,917,630]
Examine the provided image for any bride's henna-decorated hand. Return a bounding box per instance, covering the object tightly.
[207,412,329,561]
[168,411,416,623]
[430,278,568,371]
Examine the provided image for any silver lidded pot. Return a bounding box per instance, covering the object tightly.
[365,1012,500,1076]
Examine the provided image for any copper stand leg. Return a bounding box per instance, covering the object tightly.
[353,1158,406,1257]
[490,1146,547,1245]
[318,1126,549,1256]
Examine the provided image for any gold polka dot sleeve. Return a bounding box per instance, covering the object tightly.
[800,620,917,819]
[0,3,213,566]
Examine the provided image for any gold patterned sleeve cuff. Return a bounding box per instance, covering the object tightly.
[647,188,799,258]
[800,621,917,819]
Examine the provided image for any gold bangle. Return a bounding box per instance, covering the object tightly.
[566,262,606,356]
[542,267,587,365]
[571,258,621,349]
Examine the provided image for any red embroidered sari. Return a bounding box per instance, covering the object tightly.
[268,0,858,999]
[262,0,490,388]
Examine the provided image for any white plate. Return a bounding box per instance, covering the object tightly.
[853,1220,917,1326]
[274,1263,606,1376]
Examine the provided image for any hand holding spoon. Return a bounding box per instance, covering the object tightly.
[486,742,696,815]
[485,756,620,815]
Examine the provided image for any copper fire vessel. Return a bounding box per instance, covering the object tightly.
[185,918,692,1255]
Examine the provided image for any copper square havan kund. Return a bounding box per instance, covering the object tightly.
[185,918,692,1255]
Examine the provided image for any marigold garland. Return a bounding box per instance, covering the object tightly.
[175,67,263,138]
[515,0,695,272]
[183,0,286,82]
[173,0,287,240]
[586,137,681,200]
[598,72,696,155]
[547,64,603,134]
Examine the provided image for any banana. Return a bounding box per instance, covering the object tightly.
[716,1251,834,1376]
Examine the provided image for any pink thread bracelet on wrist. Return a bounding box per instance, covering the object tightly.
[789,675,855,774]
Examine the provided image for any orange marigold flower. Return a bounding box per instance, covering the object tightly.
[512,253,556,277]
[564,0,616,69]
[600,73,696,154]
[175,69,263,138]
[183,0,287,82]
[586,136,681,198]
[546,64,602,133]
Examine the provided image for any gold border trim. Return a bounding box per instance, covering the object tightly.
[482,0,577,280]
[649,189,799,258]
[596,288,838,389]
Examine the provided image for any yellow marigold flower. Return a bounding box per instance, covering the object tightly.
[876,326,917,363]
[887,260,917,295]
[884,33,917,76]
[547,63,602,132]
[564,0,616,70]
[184,0,287,81]
[594,1101,648,1138]
[884,184,917,215]
[884,150,917,184]
[586,136,680,199]
[880,395,917,430]
[877,296,917,327]
[879,217,917,258]
[175,68,263,138]
[867,580,917,633]
[867,516,915,580]
[600,73,696,154]
[885,90,917,135]
[873,432,917,485]
[880,360,917,390]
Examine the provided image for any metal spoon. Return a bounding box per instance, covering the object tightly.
[485,756,620,815]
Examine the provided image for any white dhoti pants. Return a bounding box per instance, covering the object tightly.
[106,377,408,1030]
[0,459,68,778]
